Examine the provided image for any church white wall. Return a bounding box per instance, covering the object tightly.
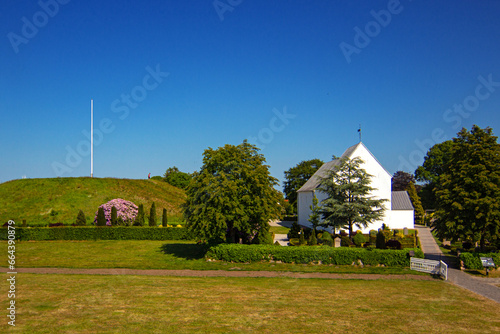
[390,210,415,230]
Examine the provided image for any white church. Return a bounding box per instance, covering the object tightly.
[297,142,414,233]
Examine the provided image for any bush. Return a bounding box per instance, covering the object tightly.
[162,208,168,226]
[341,236,352,247]
[149,202,156,227]
[369,230,377,237]
[76,210,86,226]
[111,206,118,226]
[321,231,333,246]
[460,252,500,270]
[385,239,402,250]
[134,204,145,226]
[0,226,195,241]
[353,233,367,247]
[255,230,273,245]
[96,207,106,226]
[376,230,386,249]
[205,244,424,266]
[309,230,317,245]
[94,199,138,226]
[299,229,306,245]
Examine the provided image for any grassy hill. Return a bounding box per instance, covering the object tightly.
[0,177,186,226]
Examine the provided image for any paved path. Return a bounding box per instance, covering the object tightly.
[415,225,500,303]
[270,220,293,246]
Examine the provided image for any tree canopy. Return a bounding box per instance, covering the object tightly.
[317,157,386,238]
[432,125,500,251]
[163,166,192,190]
[391,171,415,191]
[283,159,324,211]
[183,141,282,244]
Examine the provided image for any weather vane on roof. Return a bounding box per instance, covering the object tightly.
[358,124,362,142]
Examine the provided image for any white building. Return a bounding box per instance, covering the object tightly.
[297,142,414,233]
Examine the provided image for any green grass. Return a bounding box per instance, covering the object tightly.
[269,225,290,234]
[4,240,426,275]
[0,177,186,225]
[1,274,498,333]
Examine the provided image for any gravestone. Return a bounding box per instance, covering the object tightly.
[334,237,341,248]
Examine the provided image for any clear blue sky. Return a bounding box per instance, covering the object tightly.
[1,0,500,187]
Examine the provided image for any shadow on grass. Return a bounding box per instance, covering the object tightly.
[160,243,209,260]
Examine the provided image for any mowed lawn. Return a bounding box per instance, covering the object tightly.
[1,274,499,333]
[4,240,425,275]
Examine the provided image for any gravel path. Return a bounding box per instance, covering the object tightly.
[0,267,434,280]
[415,225,500,303]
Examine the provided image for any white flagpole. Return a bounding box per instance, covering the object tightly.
[91,99,94,178]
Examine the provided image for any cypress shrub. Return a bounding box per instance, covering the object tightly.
[134,204,145,226]
[76,210,86,226]
[162,208,168,226]
[376,230,386,249]
[149,202,156,227]
[110,206,118,226]
[96,207,106,226]
[309,229,317,245]
[299,228,306,245]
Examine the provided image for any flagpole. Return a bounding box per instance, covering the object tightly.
[91,99,93,178]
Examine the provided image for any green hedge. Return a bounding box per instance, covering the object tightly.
[205,244,424,267]
[459,252,500,270]
[0,226,195,241]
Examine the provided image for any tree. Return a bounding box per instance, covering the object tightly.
[391,171,415,191]
[110,206,118,226]
[163,167,192,190]
[433,125,500,251]
[317,157,386,238]
[308,193,321,230]
[134,204,145,226]
[149,202,156,227]
[76,210,86,226]
[415,140,454,210]
[162,208,168,226]
[96,207,106,226]
[183,141,282,244]
[406,182,424,225]
[283,159,324,211]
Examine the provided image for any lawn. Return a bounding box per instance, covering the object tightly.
[269,225,290,234]
[3,240,425,275]
[1,274,498,333]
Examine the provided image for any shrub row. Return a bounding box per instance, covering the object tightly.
[0,226,195,241]
[205,244,424,267]
[459,252,500,270]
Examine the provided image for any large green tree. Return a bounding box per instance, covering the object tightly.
[433,125,500,251]
[317,157,386,238]
[163,166,192,190]
[415,140,454,210]
[183,141,282,244]
[283,159,324,211]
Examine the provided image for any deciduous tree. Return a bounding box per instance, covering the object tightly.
[391,171,415,191]
[283,159,324,211]
[433,125,500,251]
[183,141,281,244]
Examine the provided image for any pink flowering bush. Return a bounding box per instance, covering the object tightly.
[93,199,138,226]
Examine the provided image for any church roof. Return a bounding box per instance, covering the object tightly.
[297,142,389,193]
[391,191,414,210]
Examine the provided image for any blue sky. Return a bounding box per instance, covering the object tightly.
[1,0,500,187]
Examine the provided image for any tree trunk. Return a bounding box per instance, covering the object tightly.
[348,222,353,239]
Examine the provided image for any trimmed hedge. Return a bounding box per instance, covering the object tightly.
[460,252,500,270]
[0,226,195,241]
[205,244,424,267]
